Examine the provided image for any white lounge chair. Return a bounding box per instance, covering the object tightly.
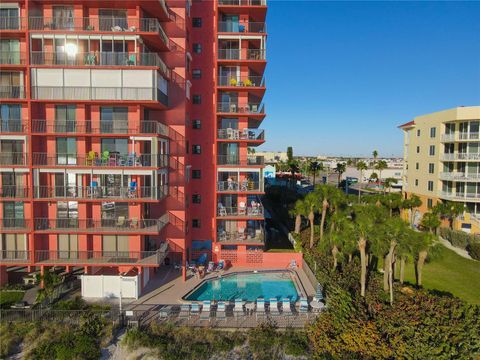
[282,298,292,315]
[234,299,244,317]
[299,297,309,316]
[200,300,211,321]
[178,304,190,320]
[190,303,201,317]
[216,301,226,321]
[269,298,280,315]
[256,298,266,319]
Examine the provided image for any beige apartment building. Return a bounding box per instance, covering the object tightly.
[399,106,480,234]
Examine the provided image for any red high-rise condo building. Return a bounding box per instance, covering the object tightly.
[0,0,287,299]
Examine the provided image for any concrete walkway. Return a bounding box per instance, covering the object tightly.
[438,236,474,260]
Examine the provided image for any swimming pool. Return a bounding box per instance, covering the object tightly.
[184,271,300,302]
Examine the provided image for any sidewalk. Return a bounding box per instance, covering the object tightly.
[438,236,473,260]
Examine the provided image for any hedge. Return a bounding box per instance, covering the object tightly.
[467,243,480,261]
[440,227,480,260]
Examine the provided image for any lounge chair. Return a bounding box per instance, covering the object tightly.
[256,298,266,320]
[299,297,309,316]
[217,260,225,271]
[234,299,244,317]
[314,284,324,302]
[216,301,226,321]
[178,304,190,321]
[200,300,211,321]
[190,303,201,317]
[207,261,215,273]
[269,298,280,315]
[282,298,292,315]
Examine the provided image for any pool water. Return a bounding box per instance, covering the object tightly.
[185,271,299,302]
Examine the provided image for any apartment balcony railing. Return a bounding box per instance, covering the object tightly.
[0,17,25,30]
[218,0,267,5]
[217,229,265,243]
[441,133,456,142]
[218,49,266,60]
[30,51,170,75]
[217,155,265,166]
[0,52,26,65]
[31,86,164,102]
[34,217,168,233]
[218,22,266,33]
[34,186,167,200]
[459,132,480,140]
[0,86,25,99]
[0,219,31,231]
[0,250,30,263]
[28,17,169,47]
[0,186,29,198]
[31,120,167,136]
[217,206,264,217]
[217,75,265,87]
[441,153,480,161]
[0,153,28,166]
[0,120,26,133]
[32,153,168,168]
[217,102,265,114]
[217,181,262,192]
[439,172,480,181]
[438,191,480,202]
[217,128,265,141]
[34,247,168,266]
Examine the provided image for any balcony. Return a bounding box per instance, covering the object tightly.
[34,246,168,266]
[217,228,265,243]
[34,186,167,201]
[0,219,31,231]
[0,250,30,263]
[218,49,266,61]
[217,128,265,141]
[217,206,264,218]
[441,133,456,142]
[32,153,168,168]
[441,133,480,142]
[34,217,168,233]
[0,186,29,199]
[0,86,25,99]
[31,120,168,136]
[217,155,264,166]
[218,22,266,33]
[217,75,265,87]
[439,172,480,181]
[0,120,26,133]
[218,0,267,5]
[459,132,480,141]
[217,180,262,192]
[0,17,26,30]
[0,153,28,166]
[0,52,26,65]
[441,153,480,161]
[438,191,480,202]
[217,102,265,114]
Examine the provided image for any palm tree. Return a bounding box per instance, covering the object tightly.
[314,185,335,243]
[383,177,398,194]
[287,160,300,188]
[402,194,422,228]
[413,231,435,287]
[356,160,368,201]
[309,161,323,185]
[420,212,441,234]
[334,162,346,186]
[303,193,317,248]
[372,150,378,164]
[433,201,465,229]
[291,199,308,234]
[381,193,402,217]
[375,160,388,181]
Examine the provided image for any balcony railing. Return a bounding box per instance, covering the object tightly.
[28,17,169,47]
[34,247,167,265]
[32,153,168,168]
[441,153,480,161]
[0,219,31,231]
[441,133,456,142]
[0,120,26,133]
[218,22,266,33]
[34,186,167,200]
[0,52,26,65]
[0,186,29,198]
[217,206,264,217]
[438,191,480,202]
[31,86,162,101]
[34,218,168,233]
[439,172,480,181]
[218,0,267,5]
[217,155,265,166]
[0,17,25,30]
[0,86,25,99]
[217,181,262,192]
[218,49,266,60]
[31,120,167,135]
[0,153,28,166]
[217,229,265,243]
[459,132,480,140]
[0,250,30,263]
[217,102,265,114]
[217,75,265,87]
[217,128,265,140]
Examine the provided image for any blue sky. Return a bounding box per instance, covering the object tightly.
[260,1,480,157]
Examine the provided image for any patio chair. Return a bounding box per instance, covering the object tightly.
[130,217,138,229]
[256,298,266,320]
[269,298,280,316]
[239,202,246,215]
[116,216,126,227]
[190,303,201,317]
[217,260,225,271]
[216,301,226,321]
[101,151,110,166]
[200,300,211,321]
[282,298,292,316]
[178,304,190,321]
[314,284,324,302]
[207,261,215,273]
[234,299,245,317]
[86,150,96,165]
[299,297,309,316]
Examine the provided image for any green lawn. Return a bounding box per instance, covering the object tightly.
[0,291,24,309]
[399,244,480,305]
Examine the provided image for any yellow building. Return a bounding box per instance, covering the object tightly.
[399,106,480,234]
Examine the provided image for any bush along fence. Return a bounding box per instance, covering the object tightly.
[439,227,480,260]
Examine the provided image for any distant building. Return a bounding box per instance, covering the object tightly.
[257,151,288,163]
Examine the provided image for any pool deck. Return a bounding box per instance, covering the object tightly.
[124,266,316,313]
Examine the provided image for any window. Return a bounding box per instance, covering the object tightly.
[56,201,78,228]
[416,163,419,170]
[428,181,434,191]
[102,235,129,254]
[101,202,128,226]
[430,127,436,138]
[57,234,78,259]
[427,199,433,209]
[416,146,420,153]
[3,201,24,228]
[429,145,435,156]
[428,163,435,174]
[192,219,201,228]
[192,69,202,79]
[192,119,201,129]
[193,43,202,54]
[192,17,202,27]
[101,138,128,155]
[98,9,127,31]
[55,105,76,132]
[192,145,201,154]
[56,138,77,165]
[100,107,128,133]
[0,40,20,64]
[0,104,21,132]
[415,179,419,186]
[417,129,421,137]
[192,170,201,179]
[1,233,26,259]
[192,194,201,203]
[193,95,201,104]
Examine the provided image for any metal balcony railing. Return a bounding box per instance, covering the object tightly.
[31,86,161,101]
[218,22,266,33]
[217,128,265,140]
[217,229,265,243]
[217,155,265,166]
[218,0,267,5]
[441,133,456,142]
[459,132,480,140]
[0,153,28,166]
[217,75,265,87]
[0,219,31,230]
[0,52,26,65]
[217,181,262,192]
[32,153,168,168]
[0,250,30,262]
[439,172,480,181]
[0,86,24,99]
[218,49,266,60]
[217,102,265,114]
[34,218,168,233]
[0,17,25,30]
[217,206,264,217]
[31,120,167,135]
[0,186,29,198]
[34,185,167,200]
[439,191,480,202]
[441,153,480,161]
[0,120,25,133]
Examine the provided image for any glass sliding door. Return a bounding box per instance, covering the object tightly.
[53,6,74,30]
[3,201,24,228]
[100,107,128,133]
[56,138,77,165]
[0,40,20,64]
[55,105,76,132]
[0,104,21,132]
[99,9,127,31]
[0,8,20,30]
[0,140,23,165]
[56,201,78,228]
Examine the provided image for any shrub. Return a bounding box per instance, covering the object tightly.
[468,242,480,260]
[439,227,479,250]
